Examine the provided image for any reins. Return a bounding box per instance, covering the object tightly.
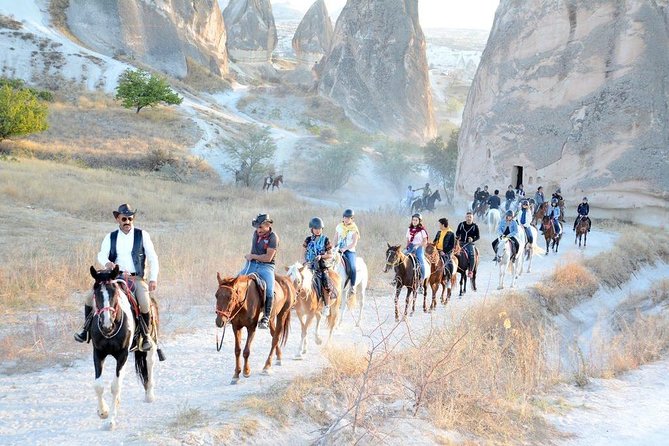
[94,281,125,339]
[215,281,250,352]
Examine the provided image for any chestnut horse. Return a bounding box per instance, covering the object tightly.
[271,175,283,191]
[215,273,295,384]
[575,218,589,248]
[541,215,562,254]
[286,263,341,358]
[424,243,458,307]
[453,240,479,296]
[531,202,549,226]
[384,244,426,321]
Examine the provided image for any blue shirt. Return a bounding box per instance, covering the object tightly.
[497,219,519,238]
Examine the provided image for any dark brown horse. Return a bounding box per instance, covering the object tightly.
[453,240,479,296]
[262,176,273,191]
[575,217,589,248]
[531,202,549,226]
[541,215,562,254]
[474,201,489,220]
[424,242,458,307]
[384,244,426,321]
[271,175,283,191]
[215,274,294,384]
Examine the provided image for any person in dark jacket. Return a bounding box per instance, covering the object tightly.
[573,197,591,232]
[487,189,502,210]
[456,212,480,275]
[433,217,456,271]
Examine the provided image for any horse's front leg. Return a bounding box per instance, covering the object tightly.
[423,279,428,313]
[94,350,109,420]
[584,232,587,247]
[410,286,416,316]
[356,287,365,328]
[314,312,323,345]
[107,350,129,430]
[143,348,156,403]
[231,327,243,384]
[295,312,310,359]
[394,285,401,322]
[498,263,505,290]
[244,327,257,377]
[263,319,281,373]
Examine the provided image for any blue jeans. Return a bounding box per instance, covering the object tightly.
[239,261,275,304]
[343,250,357,287]
[523,226,533,244]
[405,245,427,281]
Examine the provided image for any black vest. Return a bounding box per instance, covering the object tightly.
[109,228,146,278]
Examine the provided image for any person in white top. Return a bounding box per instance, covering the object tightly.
[404,213,429,293]
[74,203,159,352]
[334,209,360,295]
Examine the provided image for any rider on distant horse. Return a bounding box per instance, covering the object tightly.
[433,217,456,272]
[302,217,336,317]
[456,211,480,275]
[472,187,481,211]
[405,185,415,208]
[334,209,360,295]
[487,189,501,210]
[573,197,592,232]
[517,199,534,244]
[516,183,526,198]
[405,213,429,294]
[505,185,516,211]
[552,188,563,203]
[493,210,520,262]
[534,186,545,207]
[415,183,431,209]
[542,198,562,235]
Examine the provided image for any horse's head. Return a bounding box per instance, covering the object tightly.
[285,262,310,299]
[90,265,122,335]
[384,243,403,273]
[215,273,248,327]
[495,236,510,261]
[433,190,441,202]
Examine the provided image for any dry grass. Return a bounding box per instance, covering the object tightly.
[182,57,231,93]
[0,14,23,30]
[168,404,209,432]
[533,261,599,315]
[48,0,85,47]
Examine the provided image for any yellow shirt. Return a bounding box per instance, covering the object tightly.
[435,228,452,251]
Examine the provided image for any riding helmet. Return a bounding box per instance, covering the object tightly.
[309,217,324,230]
[505,210,514,218]
[343,209,354,218]
[412,213,423,221]
[521,199,529,206]
[551,198,558,205]
[583,197,588,201]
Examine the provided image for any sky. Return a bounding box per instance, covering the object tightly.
[274,0,500,30]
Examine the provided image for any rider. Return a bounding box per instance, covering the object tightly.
[433,217,455,272]
[405,185,415,208]
[492,210,520,262]
[517,199,534,244]
[543,198,562,235]
[420,183,432,209]
[456,211,480,276]
[302,217,336,317]
[472,187,482,211]
[405,213,429,294]
[505,185,516,211]
[241,213,278,330]
[334,209,360,296]
[516,183,525,197]
[480,185,490,203]
[552,187,563,203]
[74,204,159,352]
[487,189,502,210]
[534,186,545,207]
[573,197,591,232]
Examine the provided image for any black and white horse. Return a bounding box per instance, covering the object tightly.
[89,266,157,429]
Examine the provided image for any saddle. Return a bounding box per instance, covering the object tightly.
[247,273,267,304]
[311,269,337,303]
[116,277,140,319]
[407,253,422,282]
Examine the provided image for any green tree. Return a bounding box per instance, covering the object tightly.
[115,69,182,113]
[312,142,362,191]
[0,85,49,141]
[375,140,420,193]
[423,130,459,204]
[224,125,277,187]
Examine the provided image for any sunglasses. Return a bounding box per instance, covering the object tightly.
[120,216,134,222]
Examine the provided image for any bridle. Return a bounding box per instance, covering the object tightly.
[215,279,250,351]
[94,280,124,339]
[385,248,404,269]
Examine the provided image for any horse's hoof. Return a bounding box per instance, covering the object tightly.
[315,337,323,346]
[230,377,240,385]
[497,286,503,290]
[104,420,116,431]
[276,359,282,366]
[262,368,272,376]
[145,391,155,403]
[243,372,251,378]
[395,317,400,323]
[98,409,109,419]
[294,354,303,360]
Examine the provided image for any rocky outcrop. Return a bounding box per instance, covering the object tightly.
[66,0,227,78]
[317,0,436,140]
[456,0,669,224]
[292,0,333,66]
[223,0,277,63]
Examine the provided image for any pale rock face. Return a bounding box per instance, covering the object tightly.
[292,0,333,66]
[457,0,669,224]
[317,0,436,141]
[223,0,277,62]
[67,0,228,78]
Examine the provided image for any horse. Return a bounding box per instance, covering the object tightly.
[332,250,369,328]
[424,243,458,307]
[411,190,441,213]
[494,236,519,289]
[453,240,479,296]
[541,215,562,254]
[88,266,159,430]
[262,176,273,191]
[384,244,426,321]
[486,208,501,236]
[575,217,589,248]
[531,202,549,226]
[215,273,295,384]
[516,224,540,274]
[474,201,489,220]
[271,175,283,191]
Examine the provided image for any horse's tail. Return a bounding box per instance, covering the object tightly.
[280,305,291,348]
[134,350,149,389]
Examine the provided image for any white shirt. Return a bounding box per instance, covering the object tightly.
[405,227,428,247]
[97,228,159,281]
[335,223,357,252]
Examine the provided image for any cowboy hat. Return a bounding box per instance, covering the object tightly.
[113,203,136,218]
[252,213,273,228]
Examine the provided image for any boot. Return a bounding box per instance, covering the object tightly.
[258,293,273,329]
[74,305,93,343]
[138,312,154,351]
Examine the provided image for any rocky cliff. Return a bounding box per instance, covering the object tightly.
[223,0,277,62]
[456,0,669,224]
[67,0,227,78]
[292,0,333,66]
[317,0,436,140]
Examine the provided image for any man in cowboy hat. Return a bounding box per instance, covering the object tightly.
[240,213,279,329]
[74,203,159,352]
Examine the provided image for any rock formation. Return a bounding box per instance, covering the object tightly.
[292,0,333,66]
[317,0,436,140]
[223,0,277,63]
[66,0,227,78]
[456,0,669,224]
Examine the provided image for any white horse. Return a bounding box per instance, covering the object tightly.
[333,250,369,328]
[515,224,541,275]
[495,236,519,289]
[486,208,501,236]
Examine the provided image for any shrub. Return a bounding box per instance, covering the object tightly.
[115,68,182,113]
[223,125,277,187]
[0,85,49,141]
[310,142,362,191]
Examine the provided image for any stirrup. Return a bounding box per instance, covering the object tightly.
[74,330,89,343]
[140,336,154,352]
[258,317,269,329]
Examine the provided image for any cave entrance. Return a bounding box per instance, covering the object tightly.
[512,165,524,188]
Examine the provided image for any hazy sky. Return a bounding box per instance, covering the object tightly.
[276,0,500,30]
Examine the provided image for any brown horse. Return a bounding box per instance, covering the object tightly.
[531,202,549,226]
[271,175,283,191]
[384,244,426,321]
[262,176,273,191]
[575,218,589,248]
[424,242,458,307]
[541,215,562,254]
[215,273,295,384]
[453,240,479,296]
[285,263,341,358]
[474,201,489,220]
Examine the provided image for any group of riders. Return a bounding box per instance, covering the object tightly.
[403,183,433,211]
